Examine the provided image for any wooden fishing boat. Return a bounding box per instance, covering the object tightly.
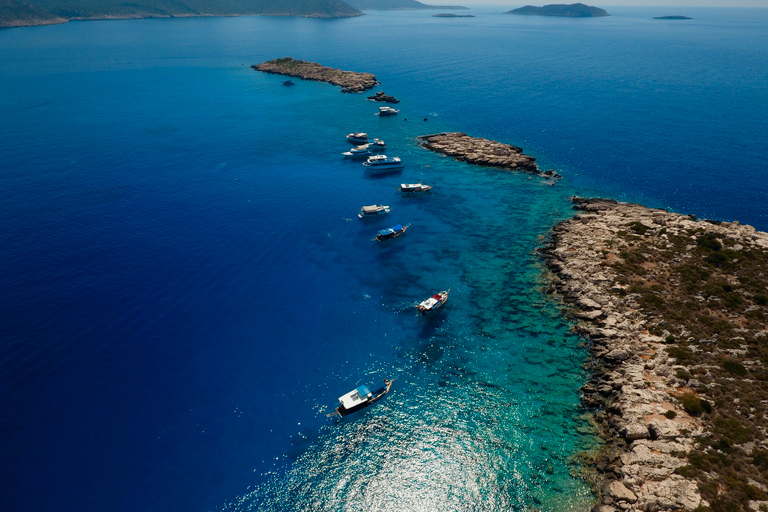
[374,223,409,241]
[326,379,396,418]
[416,289,450,314]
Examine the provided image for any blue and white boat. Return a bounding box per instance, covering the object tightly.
[326,379,395,418]
[363,154,404,172]
[374,223,409,241]
[346,132,369,145]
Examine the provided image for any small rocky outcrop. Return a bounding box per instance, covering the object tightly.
[418,132,560,178]
[433,13,475,16]
[541,197,768,512]
[253,57,378,93]
[367,91,399,103]
[653,15,692,19]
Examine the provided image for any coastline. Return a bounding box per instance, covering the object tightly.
[253,57,378,93]
[541,198,768,512]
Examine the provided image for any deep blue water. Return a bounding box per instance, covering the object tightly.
[1,6,767,512]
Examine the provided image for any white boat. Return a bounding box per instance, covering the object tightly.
[347,132,369,145]
[416,289,450,314]
[378,106,399,116]
[368,138,386,151]
[358,204,391,218]
[326,379,396,418]
[343,145,372,158]
[363,154,404,171]
[397,183,433,192]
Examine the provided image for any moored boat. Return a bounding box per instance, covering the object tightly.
[378,106,399,116]
[347,132,369,145]
[282,80,295,86]
[326,379,396,418]
[363,154,404,171]
[368,138,386,151]
[359,204,391,218]
[374,223,410,241]
[343,145,372,158]
[397,182,433,192]
[416,289,450,314]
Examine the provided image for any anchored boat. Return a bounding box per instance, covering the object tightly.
[363,154,404,172]
[378,106,399,116]
[397,183,433,193]
[326,379,396,418]
[346,132,369,145]
[374,223,409,241]
[416,289,450,314]
[359,204,391,218]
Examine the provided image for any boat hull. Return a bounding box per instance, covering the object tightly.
[333,380,393,417]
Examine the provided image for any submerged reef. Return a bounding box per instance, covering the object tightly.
[541,197,768,512]
[253,57,378,93]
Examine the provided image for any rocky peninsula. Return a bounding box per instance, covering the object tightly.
[541,198,768,512]
[367,91,399,103]
[252,58,378,93]
[418,132,561,179]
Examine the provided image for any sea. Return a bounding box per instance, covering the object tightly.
[1,6,767,512]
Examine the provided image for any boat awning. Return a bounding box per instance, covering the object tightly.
[362,205,379,212]
[339,385,372,409]
[377,228,394,236]
[392,225,403,231]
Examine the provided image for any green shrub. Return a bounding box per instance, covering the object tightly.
[668,345,694,361]
[689,450,712,471]
[674,465,698,478]
[722,360,748,376]
[665,410,678,419]
[628,221,650,235]
[680,394,707,415]
[665,334,676,343]
[706,252,728,267]
[697,233,723,251]
[755,294,768,306]
[676,369,691,381]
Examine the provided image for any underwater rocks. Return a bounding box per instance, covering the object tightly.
[253,57,378,93]
[541,197,768,511]
[367,91,399,103]
[417,132,560,178]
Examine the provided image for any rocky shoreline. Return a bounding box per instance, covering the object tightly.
[417,132,561,179]
[252,57,378,93]
[541,198,768,512]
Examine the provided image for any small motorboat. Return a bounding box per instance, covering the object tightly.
[378,106,399,116]
[359,204,391,218]
[363,154,404,172]
[374,223,410,241]
[343,145,372,158]
[416,289,450,314]
[347,132,369,145]
[397,183,433,193]
[282,80,295,86]
[368,138,386,151]
[326,378,396,418]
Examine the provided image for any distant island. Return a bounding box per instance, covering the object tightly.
[433,13,474,17]
[0,0,361,28]
[253,57,378,93]
[346,0,467,10]
[653,15,692,20]
[506,3,609,17]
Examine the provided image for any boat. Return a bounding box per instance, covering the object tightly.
[368,138,386,151]
[342,145,372,158]
[378,106,399,116]
[358,204,391,218]
[347,132,369,145]
[374,223,410,241]
[416,289,450,314]
[282,80,295,86]
[363,154,404,171]
[326,379,396,418]
[397,183,433,193]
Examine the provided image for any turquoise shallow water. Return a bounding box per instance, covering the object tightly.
[1,7,767,512]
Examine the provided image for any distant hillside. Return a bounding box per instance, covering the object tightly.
[506,3,609,17]
[0,0,362,28]
[347,0,467,10]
